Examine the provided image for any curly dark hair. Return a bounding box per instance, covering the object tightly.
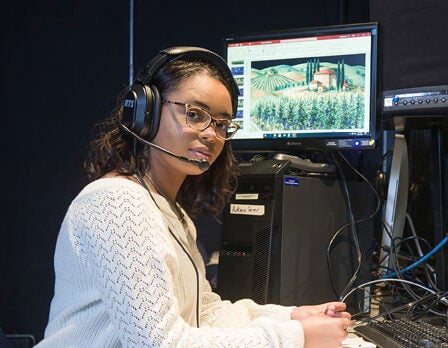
[84,52,240,218]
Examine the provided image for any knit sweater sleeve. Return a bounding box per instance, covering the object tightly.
[71,181,303,347]
[201,282,296,326]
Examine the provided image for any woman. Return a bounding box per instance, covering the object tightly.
[37,47,352,347]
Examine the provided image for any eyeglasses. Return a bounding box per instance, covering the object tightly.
[163,100,240,140]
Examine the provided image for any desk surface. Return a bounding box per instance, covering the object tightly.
[343,333,376,348]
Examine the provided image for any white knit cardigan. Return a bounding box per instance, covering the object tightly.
[35,178,303,347]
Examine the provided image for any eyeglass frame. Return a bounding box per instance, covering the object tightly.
[163,100,240,140]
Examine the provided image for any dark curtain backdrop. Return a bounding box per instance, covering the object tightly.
[0,0,369,341]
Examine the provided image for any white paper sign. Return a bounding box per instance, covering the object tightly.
[235,193,259,200]
[230,204,265,216]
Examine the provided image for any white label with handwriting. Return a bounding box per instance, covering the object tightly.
[230,204,265,216]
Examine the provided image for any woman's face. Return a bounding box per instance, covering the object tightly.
[150,72,233,177]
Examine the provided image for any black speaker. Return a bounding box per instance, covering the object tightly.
[120,46,239,141]
[370,0,448,92]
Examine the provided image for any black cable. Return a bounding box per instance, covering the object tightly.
[165,227,201,328]
[333,152,361,300]
[343,278,445,323]
[136,172,201,328]
[326,151,382,300]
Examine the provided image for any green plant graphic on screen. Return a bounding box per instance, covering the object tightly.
[250,54,366,132]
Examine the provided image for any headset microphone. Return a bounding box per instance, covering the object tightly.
[146,141,211,171]
[120,123,210,171]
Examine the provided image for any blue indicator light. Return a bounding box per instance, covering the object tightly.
[352,139,361,147]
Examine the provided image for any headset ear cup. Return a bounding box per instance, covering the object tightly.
[121,84,151,136]
[144,85,162,141]
[121,87,139,131]
[121,84,162,140]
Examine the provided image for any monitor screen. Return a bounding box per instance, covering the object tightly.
[224,22,378,152]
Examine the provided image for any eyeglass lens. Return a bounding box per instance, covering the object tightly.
[185,106,237,139]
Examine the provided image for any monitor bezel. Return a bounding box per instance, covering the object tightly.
[223,22,379,153]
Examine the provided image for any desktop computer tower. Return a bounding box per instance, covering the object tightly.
[217,159,289,305]
[217,159,374,312]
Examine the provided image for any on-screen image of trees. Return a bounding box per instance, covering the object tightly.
[249,54,366,133]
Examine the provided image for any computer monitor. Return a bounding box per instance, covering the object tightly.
[224,22,379,152]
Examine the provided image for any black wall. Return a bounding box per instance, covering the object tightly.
[370,0,448,91]
[1,0,370,342]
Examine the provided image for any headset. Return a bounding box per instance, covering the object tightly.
[120,46,239,142]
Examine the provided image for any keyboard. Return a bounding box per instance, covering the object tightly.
[354,318,448,348]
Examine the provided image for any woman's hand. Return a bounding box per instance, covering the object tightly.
[300,314,351,348]
[290,301,351,321]
[290,302,352,348]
